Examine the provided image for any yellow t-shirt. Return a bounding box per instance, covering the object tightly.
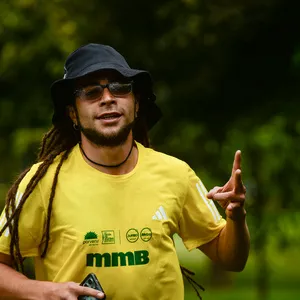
[0,142,226,300]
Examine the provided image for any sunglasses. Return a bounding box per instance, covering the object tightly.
[74,82,133,101]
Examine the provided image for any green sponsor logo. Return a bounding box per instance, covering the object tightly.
[86,250,150,267]
[102,230,115,244]
[83,231,99,246]
[140,227,152,242]
[126,228,139,243]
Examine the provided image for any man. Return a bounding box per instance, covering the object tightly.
[0,43,250,299]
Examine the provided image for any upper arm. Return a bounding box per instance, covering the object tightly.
[0,165,46,257]
[179,167,226,250]
[197,231,221,263]
[0,252,13,267]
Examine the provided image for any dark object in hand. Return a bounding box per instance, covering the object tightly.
[78,273,106,300]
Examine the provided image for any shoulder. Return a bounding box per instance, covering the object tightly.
[18,162,43,190]
[19,147,75,190]
[143,144,189,166]
[138,143,192,178]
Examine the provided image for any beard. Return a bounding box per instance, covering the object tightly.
[78,119,135,147]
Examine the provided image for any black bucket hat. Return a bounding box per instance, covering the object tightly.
[51,43,162,130]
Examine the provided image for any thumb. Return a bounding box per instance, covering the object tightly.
[206,186,221,199]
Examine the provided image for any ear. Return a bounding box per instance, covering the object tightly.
[67,105,77,124]
[134,95,140,117]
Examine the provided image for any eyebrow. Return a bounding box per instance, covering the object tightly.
[84,80,101,86]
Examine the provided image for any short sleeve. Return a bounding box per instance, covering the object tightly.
[179,166,226,251]
[0,163,46,257]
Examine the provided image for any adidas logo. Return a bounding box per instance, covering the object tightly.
[0,191,23,237]
[152,205,168,220]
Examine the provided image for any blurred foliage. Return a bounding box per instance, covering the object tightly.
[1,0,300,299]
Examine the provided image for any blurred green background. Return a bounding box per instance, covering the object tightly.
[1,0,300,299]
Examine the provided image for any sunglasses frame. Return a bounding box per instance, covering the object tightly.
[74,81,133,100]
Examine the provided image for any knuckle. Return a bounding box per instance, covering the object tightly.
[238,194,246,202]
[59,290,71,300]
[78,286,86,295]
[66,281,78,291]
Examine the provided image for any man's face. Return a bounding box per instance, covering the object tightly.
[69,71,138,147]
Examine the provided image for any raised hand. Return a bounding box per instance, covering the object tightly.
[206,150,246,221]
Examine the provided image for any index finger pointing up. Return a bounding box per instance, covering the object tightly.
[231,150,242,177]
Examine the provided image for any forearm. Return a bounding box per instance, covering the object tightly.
[0,263,105,300]
[217,216,250,271]
[0,263,44,300]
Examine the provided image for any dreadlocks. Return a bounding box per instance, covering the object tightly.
[0,119,77,271]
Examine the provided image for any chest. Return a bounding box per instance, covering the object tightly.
[49,174,185,242]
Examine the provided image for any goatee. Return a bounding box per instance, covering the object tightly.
[78,120,135,147]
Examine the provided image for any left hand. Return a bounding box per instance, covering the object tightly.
[206,150,246,221]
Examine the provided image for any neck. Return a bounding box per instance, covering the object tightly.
[79,135,138,175]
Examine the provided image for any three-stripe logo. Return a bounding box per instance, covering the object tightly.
[152,205,168,221]
[0,190,23,237]
[196,180,221,223]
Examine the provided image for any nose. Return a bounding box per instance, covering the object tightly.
[99,87,116,106]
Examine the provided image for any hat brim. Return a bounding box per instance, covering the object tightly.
[51,63,162,130]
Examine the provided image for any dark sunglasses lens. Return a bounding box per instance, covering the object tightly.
[109,83,132,96]
[83,86,103,100]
